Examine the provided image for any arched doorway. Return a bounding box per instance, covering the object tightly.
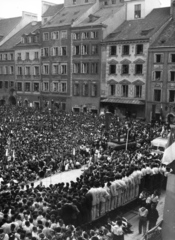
[8,96,16,105]
[24,99,29,107]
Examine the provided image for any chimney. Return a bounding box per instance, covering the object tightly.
[171,0,175,20]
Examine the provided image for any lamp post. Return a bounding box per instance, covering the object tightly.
[125,124,131,151]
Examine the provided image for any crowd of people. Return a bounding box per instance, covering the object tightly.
[0,105,170,240]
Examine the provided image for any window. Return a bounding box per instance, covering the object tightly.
[25,52,30,60]
[10,82,14,88]
[91,45,98,55]
[51,31,59,40]
[33,82,39,92]
[27,36,32,43]
[34,66,40,76]
[43,64,49,75]
[74,83,80,96]
[0,81,2,89]
[122,85,128,97]
[17,66,23,75]
[4,66,8,74]
[25,82,31,92]
[110,46,117,56]
[43,32,49,41]
[4,54,8,60]
[104,1,108,5]
[10,53,14,60]
[43,82,49,92]
[73,32,80,40]
[135,85,142,98]
[61,47,67,56]
[41,48,49,57]
[5,81,8,89]
[60,64,67,75]
[82,83,88,96]
[154,71,161,81]
[110,84,115,96]
[154,89,161,102]
[52,47,59,56]
[0,67,2,74]
[136,44,143,55]
[52,82,59,92]
[85,0,89,3]
[135,64,143,75]
[169,90,175,102]
[91,83,97,97]
[135,4,141,19]
[17,82,22,91]
[122,64,129,74]
[74,45,81,55]
[82,63,89,74]
[91,31,98,39]
[17,53,21,60]
[34,52,39,59]
[25,66,31,75]
[73,63,81,74]
[122,45,130,55]
[82,32,89,39]
[0,54,2,60]
[82,45,89,55]
[61,82,67,93]
[109,65,116,74]
[73,0,76,4]
[170,54,175,63]
[52,64,59,75]
[154,54,162,63]
[61,30,67,39]
[112,0,116,4]
[34,35,39,43]
[170,71,175,81]
[9,66,14,75]
[91,63,98,74]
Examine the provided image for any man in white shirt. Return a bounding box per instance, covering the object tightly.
[138,206,148,235]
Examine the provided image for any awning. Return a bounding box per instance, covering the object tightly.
[101,98,145,105]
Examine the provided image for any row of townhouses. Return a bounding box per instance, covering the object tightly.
[0,0,175,122]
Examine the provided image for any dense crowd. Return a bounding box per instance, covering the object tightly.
[0,105,169,240]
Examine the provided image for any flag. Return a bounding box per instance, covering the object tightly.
[162,128,175,165]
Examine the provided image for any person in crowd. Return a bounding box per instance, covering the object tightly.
[147,203,159,230]
[138,204,148,235]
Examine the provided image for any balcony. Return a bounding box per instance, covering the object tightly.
[33,74,40,79]
[24,74,31,79]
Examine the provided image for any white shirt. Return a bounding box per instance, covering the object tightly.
[111,225,123,236]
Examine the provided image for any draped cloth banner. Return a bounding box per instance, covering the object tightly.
[162,128,175,171]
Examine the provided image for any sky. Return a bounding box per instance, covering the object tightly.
[0,0,171,20]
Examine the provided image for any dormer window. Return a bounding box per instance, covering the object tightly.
[135,4,141,19]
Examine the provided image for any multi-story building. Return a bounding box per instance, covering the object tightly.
[40,0,100,111]
[101,5,170,118]
[146,2,175,123]
[13,22,41,107]
[0,21,40,105]
[71,0,126,113]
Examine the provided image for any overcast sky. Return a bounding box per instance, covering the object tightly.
[0,0,170,20]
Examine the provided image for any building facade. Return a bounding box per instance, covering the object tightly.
[101,6,171,118]
[146,2,175,123]
[14,25,41,107]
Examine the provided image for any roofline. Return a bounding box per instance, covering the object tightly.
[102,38,149,44]
[72,23,107,29]
[149,45,175,49]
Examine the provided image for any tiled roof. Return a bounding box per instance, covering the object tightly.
[101,98,145,105]
[43,4,93,27]
[0,21,41,51]
[0,17,22,39]
[76,4,124,27]
[104,7,171,42]
[42,4,64,18]
[151,19,175,47]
